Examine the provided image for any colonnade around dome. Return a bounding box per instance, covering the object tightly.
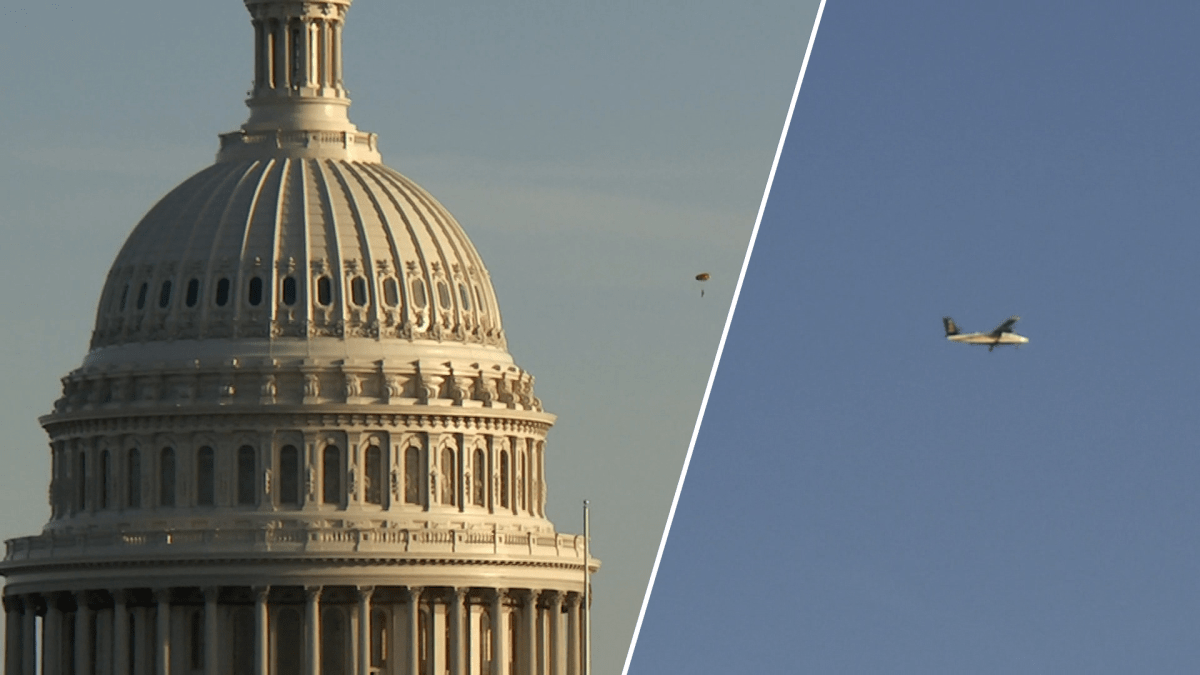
[4,584,586,675]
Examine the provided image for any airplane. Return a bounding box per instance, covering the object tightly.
[943,315,1029,351]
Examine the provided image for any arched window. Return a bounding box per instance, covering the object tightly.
[371,609,388,669]
[119,283,130,311]
[158,280,172,308]
[279,445,300,506]
[316,276,332,306]
[411,279,428,308]
[350,276,367,306]
[196,447,215,506]
[136,283,148,310]
[127,448,141,508]
[274,608,301,673]
[440,447,456,506]
[382,278,399,307]
[472,449,485,507]
[499,450,509,509]
[77,451,87,511]
[215,278,231,307]
[99,450,111,509]
[185,279,200,307]
[248,277,264,306]
[520,449,528,511]
[323,445,341,505]
[365,445,384,505]
[281,276,297,306]
[404,447,421,504]
[321,607,347,675]
[160,447,176,507]
[459,283,472,310]
[237,445,256,506]
[436,281,451,309]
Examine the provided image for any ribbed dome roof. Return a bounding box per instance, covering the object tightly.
[91,156,506,353]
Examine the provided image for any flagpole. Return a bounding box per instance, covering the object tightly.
[583,500,591,675]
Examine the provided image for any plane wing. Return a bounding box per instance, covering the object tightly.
[991,315,1020,335]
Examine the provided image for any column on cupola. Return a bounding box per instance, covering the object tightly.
[565,594,581,675]
[43,595,62,675]
[548,592,565,675]
[448,588,467,675]
[155,588,171,675]
[4,596,21,675]
[254,586,270,675]
[113,589,130,675]
[490,590,509,675]
[73,592,91,675]
[356,586,373,675]
[521,591,538,675]
[21,595,36,675]
[406,587,422,675]
[305,586,322,675]
[204,588,220,675]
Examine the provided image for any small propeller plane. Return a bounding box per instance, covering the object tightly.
[943,316,1029,351]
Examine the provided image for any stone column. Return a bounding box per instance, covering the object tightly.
[547,592,564,675]
[4,596,22,675]
[356,586,373,675]
[254,586,270,675]
[73,592,91,675]
[43,595,62,675]
[154,586,171,667]
[490,590,508,675]
[448,589,467,675]
[113,590,130,675]
[521,591,538,675]
[405,587,422,675]
[204,588,220,675]
[565,595,580,675]
[304,586,322,675]
[21,596,36,675]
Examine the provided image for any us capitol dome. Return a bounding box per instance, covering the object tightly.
[1,1,596,673]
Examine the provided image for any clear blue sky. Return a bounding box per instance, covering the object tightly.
[629,1,1200,673]
[0,2,819,672]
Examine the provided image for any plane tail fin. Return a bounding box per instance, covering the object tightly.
[943,317,959,336]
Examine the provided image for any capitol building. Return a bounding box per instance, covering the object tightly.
[0,0,596,673]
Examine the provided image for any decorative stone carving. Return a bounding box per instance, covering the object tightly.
[416,369,442,404]
[446,368,471,406]
[343,373,362,400]
[260,375,277,404]
[263,469,272,496]
[303,373,321,403]
[348,466,359,498]
[383,375,404,402]
[475,372,499,407]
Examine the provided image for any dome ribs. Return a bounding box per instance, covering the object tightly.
[325,161,382,339]
[308,159,347,337]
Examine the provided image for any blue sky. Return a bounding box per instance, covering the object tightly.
[0,2,820,671]
[629,1,1200,673]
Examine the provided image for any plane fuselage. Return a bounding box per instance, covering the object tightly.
[946,332,1028,346]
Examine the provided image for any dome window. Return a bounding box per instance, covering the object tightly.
[437,281,451,309]
[237,445,256,505]
[382,278,399,307]
[119,284,130,312]
[317,276,333,306]
[411,279,428,309]
[279,445,300,506]
[127,448,141,508]
[196,447,215,506]
[351,276,368,307]
[158,281,172,309]
[160,447,176,507]
[281,276,297,306]
[185,279,200,307]
[248,276,264,306]
[322,445,341,505]
[136,283,149,310]
[215,278,231,307]
[404,447,421,504]
[459,283,472,310]
[365,445,384,505]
